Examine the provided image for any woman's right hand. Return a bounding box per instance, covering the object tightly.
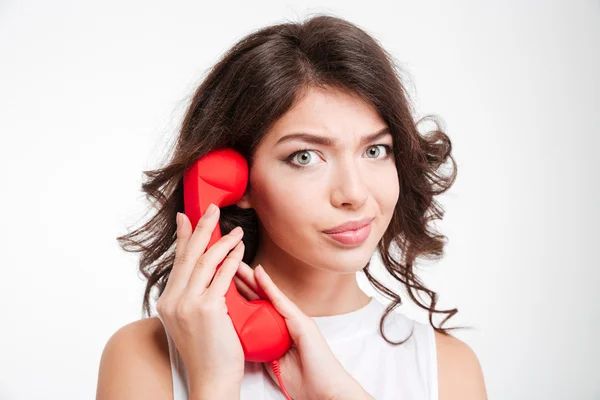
[156,203,246,396]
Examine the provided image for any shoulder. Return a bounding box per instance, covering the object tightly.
[96,316,173,400]
[434,330,487,400]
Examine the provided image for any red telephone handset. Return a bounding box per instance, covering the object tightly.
[183,147,293,363]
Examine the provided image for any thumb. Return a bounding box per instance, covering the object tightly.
[254,265,304,321]
[255,265,324,349]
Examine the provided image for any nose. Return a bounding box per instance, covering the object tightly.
[330,155,369,209]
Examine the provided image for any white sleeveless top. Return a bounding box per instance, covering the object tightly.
[157,297,438,400]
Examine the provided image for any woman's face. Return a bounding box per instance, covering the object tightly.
[239,87,399,274]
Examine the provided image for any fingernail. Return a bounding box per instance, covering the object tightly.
[206,203,218,217]
[231,226,243,236]
[176,212,182,227]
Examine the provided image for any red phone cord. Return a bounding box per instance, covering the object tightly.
[270,359,292,400]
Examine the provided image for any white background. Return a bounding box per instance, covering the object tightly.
[1,1,598,399]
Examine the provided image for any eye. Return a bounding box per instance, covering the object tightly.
[286,148,321,168]
[365,144,392,160]
[284,144,393,169]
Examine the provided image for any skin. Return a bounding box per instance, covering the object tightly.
[236,86,399,317]
[96,86,487,399]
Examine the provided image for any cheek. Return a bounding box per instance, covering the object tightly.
[373,169,400,222]
[249,170,318,238]
[383,173,400,209]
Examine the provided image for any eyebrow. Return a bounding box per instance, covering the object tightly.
[275,126,391,147]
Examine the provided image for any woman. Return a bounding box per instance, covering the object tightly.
[97,14,487,400]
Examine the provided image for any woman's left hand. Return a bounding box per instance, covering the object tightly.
[233,261,374,400]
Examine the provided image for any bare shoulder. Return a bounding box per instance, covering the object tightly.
[96,316,173,400]
[434,330,487,400]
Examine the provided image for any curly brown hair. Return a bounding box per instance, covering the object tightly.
[117,13,465,345]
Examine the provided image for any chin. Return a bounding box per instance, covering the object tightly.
[321,250,376,274]
[326,262,371,274]
[293,231,381,272]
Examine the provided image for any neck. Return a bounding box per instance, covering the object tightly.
[250,230,371,318]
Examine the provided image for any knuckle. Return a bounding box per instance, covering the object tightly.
[174,252,190,266]
[271,296,286,311]
[221,254,239,271]
[214,265,231,279]
[306,318,320,333]
[194,257,208,270]
[196,216,217,231]
[156,298,174,316]
[226,247,242,260]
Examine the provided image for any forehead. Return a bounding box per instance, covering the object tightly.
[262,87,387,146]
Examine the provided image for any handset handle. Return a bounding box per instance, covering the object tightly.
[183,148,293,362]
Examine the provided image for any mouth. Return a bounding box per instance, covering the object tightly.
[323,217,374,234]
[323,220,372,246]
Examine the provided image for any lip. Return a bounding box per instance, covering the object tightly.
[323,217,374,234]
[324,223,372,246]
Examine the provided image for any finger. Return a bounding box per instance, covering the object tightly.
[185,227,244,295]
[236,260,267,299]
[206,240,246,297]
[162,211,194,295]
[233,276,261,301]
[254,265,303,319]
[165,205,220,295]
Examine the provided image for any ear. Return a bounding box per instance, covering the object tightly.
[236,190,253,209]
